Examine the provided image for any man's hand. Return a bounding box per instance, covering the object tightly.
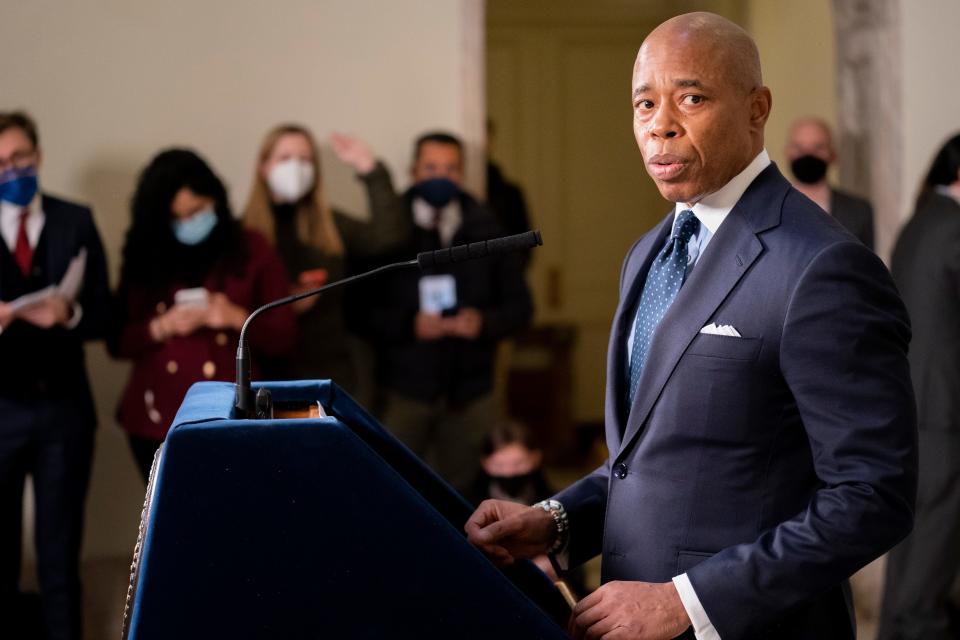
[205,292,247,331]
[330,133,376,175]
[570,581,691,640]
[447,307,483,339]
[17,295,72,329]
[414,311,447,341]
[465,499,557,566]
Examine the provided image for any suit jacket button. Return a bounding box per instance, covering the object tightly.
[166,360,178,374]
[202,361,217,379]
[614,463,628,479]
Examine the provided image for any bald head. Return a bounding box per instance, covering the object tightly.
[631,12,771,203]
[639,12,762,95]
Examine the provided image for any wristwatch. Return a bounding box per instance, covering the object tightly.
[533,499,569,554]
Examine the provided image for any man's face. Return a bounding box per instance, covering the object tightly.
[412,141,463,185]
[784,121,834,164]
[0,127,40,175]
[632,38,762,204]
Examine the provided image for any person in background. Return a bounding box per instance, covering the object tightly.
[0,111,110,640]
[242,126,408,399]
[468,420,552,507]
[355,131,532,493]
[110,148,296,482]
[784,116,875,249]
[879,132,960,640]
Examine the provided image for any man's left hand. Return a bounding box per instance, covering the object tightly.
[571,581,690,640]
[16,295,72,329]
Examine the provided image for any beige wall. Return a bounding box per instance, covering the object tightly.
[747,0,837,172]
[900,0,960,223]
[0,0,483,559]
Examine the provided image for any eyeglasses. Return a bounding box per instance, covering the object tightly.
[0,149,37,173]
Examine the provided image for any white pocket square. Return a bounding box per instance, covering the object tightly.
[700,323,742,337]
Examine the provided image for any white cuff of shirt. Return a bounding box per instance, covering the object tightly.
[65,302,83,330]
[672,573,721,640]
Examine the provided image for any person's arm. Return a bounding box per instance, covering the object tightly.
[479,251,533,341]
[329,133,412,257]
[244,235,298,357]
[684,240,917,639]
[72,206,111,340]
[336,163,413,257]
[861,200,875,251]
[108,279,164,359]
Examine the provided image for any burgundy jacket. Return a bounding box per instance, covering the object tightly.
[114,230,296,440]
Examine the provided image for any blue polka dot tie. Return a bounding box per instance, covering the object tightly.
[627,210,700,407]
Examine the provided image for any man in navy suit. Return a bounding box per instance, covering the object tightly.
[0,111,110,640]
[467,12,916,640]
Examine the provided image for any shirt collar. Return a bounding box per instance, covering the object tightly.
[673,149,771,234]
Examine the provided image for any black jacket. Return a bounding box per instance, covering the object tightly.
[892,191,960,432]
[0,194,110,422]
[831,188,875,250]
[358,188,532,406]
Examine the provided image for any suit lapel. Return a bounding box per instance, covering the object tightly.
[41,196,72,282]
[615,164,789,461]
[604,213,673,451]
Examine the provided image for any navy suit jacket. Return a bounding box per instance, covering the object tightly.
[555,165,917,639]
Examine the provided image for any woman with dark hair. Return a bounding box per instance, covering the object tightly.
[879,132,960,640]
[111,148,296,481]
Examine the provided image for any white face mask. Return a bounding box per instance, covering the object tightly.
[267,158,315,203]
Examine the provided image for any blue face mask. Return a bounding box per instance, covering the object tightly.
[412,177,460,209]
[0,166,39,207]
[172,208,218,246]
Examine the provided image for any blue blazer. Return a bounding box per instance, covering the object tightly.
[556,165,917,639]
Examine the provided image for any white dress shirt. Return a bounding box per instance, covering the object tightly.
[0,193,45,251]
[412,197,462,248]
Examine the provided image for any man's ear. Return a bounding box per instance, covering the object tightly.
[35,145,43,170]
[750,87,772,130]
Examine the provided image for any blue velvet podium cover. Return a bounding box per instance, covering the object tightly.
[122,381,569,639]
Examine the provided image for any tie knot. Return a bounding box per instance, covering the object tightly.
[19,208,29,222]
[673,209,699,242]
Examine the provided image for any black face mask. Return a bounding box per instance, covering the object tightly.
[412,177,460,208]
[488,471,539,498]
[790,155,828,184]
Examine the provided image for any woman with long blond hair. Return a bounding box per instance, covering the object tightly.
[243,125,408,395]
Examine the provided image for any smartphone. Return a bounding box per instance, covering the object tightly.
[173,287,210,308]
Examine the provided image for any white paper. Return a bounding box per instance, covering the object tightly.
[7,247,87,312]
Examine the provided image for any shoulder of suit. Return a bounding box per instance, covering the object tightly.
[41,192,93,217]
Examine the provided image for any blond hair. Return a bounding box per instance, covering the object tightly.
[243,124,344,256]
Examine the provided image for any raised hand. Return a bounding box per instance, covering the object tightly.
[330,133,376,175]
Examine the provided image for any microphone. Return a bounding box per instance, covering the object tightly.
[416,229,542,268]
[234,230,543,417]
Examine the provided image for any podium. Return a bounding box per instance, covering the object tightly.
[122,380,570,639]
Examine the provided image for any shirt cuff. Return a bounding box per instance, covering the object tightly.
[65,302,83,330]
[672,573,721,640]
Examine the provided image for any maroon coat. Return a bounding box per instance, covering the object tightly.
[114,230,296,440]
